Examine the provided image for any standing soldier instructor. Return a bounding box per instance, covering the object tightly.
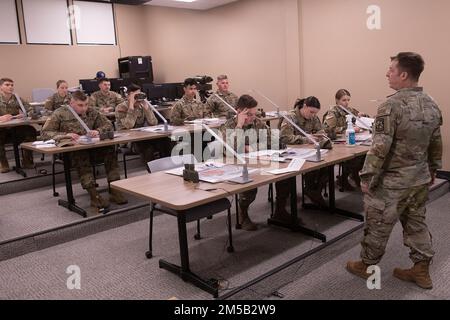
[346,52,443,289]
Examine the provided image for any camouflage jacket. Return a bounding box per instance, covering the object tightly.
[205,90,238,119]
[115,100,158,130]
[170,96,210,126]
[280,109,324,145]
[41,105,113,140]
[323,105,362,135]
[0,93,32,116]
[89,90,124,112]
[360,87,443,189]
[220,117,272,154]
[44,93,72,111]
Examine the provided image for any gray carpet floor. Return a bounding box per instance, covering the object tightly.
[0,159,147,242]
[1,179,448,300]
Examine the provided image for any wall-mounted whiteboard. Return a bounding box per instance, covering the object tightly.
[73,1,116,45]
[22,0,71,45]
[0,0,20,44]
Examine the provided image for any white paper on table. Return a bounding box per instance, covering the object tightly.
[266,158,306,175]
[356,117,374,130]
[139,125,175,132]
[243,149,288,162]
[77,136,99,144]
[32,139,55,146]
[35,144,57,148]
[265,111,288,117]
[165,162,258,183]
[284,148,328,159]
[184,118,225,125]
[355,132,372,142]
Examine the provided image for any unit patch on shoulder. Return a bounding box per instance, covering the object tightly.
[375,117,386,133]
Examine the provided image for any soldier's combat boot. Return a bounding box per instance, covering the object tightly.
[346,260,372,279]
[393,260,433,289]
[109,189,128,205]
[237,208,257,231]
[273,198,293,224]
[305,189,328,209]
[21,150,34,169]
[0,156,10,173]
[336,175,355,191]
[87,187,109,211]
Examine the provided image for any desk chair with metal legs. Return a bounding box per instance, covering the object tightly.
[119,144,140,179]
[146,154,234,259]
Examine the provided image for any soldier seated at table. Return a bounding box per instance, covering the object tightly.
[115,83,170,165]
[205,74,239,119]
[44,80,72,112]
[276,97,329,215]
[89,78,124,114]
[170,78,211,126]
[323,89,369,190]
[219,94,272,231]
[41,90,127,213]
[0,78,37,173]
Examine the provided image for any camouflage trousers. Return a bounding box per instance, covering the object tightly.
[342,155,365,184]
[239,188,258,210]
[132,141,156,166]
[361,184,434,265]
[0,126,36,160]
[275,168,328,201]
[70,146,120,190]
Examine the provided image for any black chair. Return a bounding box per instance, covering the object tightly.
[145,154,234,258]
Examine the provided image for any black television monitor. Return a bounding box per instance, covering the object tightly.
[110,78,132,93]
[142,84,166,103]
[79,79,100,95]
[162,83,184,101]
[175,83,184,99]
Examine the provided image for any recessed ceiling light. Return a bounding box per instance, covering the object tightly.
[174,0,197,3]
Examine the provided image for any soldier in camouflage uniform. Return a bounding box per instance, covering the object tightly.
[170,78,210,126]
[42,90,127,213]
[220,95,271,231]
[89,78,124,114]
[44,80,72,112]
[205,75,239,119]
[0,78,37,173]
[347,52,442,290]
[323,89,369,190]
[116,84,168,165]
[276,97,328,215]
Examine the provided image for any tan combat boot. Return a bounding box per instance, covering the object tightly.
[346,260,372,279]
[87,187,110,210]
[21,150,34,169]
[393,260,433,289]
[109,189,128,205]
[0,157,10,173]
[237,208,257,231]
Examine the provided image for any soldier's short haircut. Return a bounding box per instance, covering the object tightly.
[335,89,351,101]
[98,78,110,84]
[56,80,67,88]
[127,83,141,93]
[183,78,198,87]
[236,94,258,110]
[217,75,228,81]
[391,52,424,82]
[71,90,88,101]
[294,96,321,109]
[0,78,14,85]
